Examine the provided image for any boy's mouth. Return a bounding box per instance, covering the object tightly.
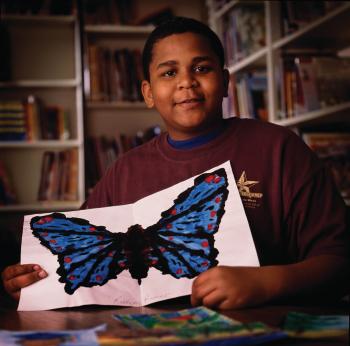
[175,97,205,105]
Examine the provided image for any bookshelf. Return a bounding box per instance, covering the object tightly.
[0,12,84,212]
[207,0,350,205]
[81,0,205,194]
[207,0,350,125]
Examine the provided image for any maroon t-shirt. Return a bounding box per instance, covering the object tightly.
[84,118,349,265]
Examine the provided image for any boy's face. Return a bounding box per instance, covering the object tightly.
[142,32,228,140]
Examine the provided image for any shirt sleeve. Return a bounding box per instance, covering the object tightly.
[283,134,349,261]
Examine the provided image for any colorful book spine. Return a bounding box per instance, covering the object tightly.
[0,101,26,141]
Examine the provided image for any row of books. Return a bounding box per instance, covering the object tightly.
[38,149,78,202]
[0,160,17,205]
[0,97,70,141]
[223,71,268,121]
[276,55,350,119]
[85,126,161,193]
[302,132,350,206]
[86,46,143,103]
[220,1,344,68]
[281,1,343,36]
[82,0,173,26]
[1,0,76,16]
[222,4,265,65]
[82,0,135,25]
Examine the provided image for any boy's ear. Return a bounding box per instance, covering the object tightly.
[141,80,154,108]
[223,68,229,97]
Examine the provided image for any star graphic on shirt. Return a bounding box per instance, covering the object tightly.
[237,171,259,194]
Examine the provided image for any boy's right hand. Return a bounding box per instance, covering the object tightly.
[1,264,48,301]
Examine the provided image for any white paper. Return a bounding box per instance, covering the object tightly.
[18,161,259,311]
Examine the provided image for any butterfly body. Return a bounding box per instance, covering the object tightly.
[123,224,154,284]
[31,168,229,294]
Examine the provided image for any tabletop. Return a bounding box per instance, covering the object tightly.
[0,296,348,345]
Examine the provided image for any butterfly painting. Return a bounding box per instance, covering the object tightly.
[30,168,229,295]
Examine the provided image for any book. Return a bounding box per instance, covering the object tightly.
[227,71,267,120]
[277,55,350,118]
[281,1,342,35]
[87,45,145,103]
[37,151,55,201]
[87,45,105,101]
[65,148,79,201]
[1,0,76,15]
[0,101,26,141]
[37,149,79,202]
[24,95,41,141]
[85,127,161,195]
[222,4,265,64]
[293,57,320,115]
[82,0,135,25]
[107,307,285,345]
[133,6,173,26]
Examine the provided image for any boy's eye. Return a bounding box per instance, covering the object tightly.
[162,70,176,77]
[193,65,211,73]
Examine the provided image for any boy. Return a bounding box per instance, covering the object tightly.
[2,17,349,309]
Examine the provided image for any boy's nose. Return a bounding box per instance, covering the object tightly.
[178,72,199,89]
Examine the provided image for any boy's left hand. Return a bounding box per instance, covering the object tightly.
[191,266,270,310]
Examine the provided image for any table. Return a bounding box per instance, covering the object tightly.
[0,296,348,345]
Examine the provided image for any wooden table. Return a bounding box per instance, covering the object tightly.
[0,296,348,345]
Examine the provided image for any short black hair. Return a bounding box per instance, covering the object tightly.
[142,16,225,81]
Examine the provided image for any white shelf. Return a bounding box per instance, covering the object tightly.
[0,140,82,149]
[0,201,82,213]
[87,101,148,109]
[0,13,85,212]
[84,24,154,34]
[272,2,350,50]
[0,79,80,88]
[227,47,267,74]
[272,102,350,127]
[212,0,239,19]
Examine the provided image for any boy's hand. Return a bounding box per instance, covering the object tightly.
[191,256,349,310]
[1,264,48,301]
[191,266,270,310]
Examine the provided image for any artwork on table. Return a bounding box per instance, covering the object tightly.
[283,311,350,338]
[103,307,286,345]
[19,161,259,311]
[0,325,104,346]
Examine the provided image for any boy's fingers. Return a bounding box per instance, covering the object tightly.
[1,264,41,281]
[4,269,47,293]
[191,280,216,306]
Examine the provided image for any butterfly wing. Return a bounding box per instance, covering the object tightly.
[30,213,128,294]
[146,168,229,279]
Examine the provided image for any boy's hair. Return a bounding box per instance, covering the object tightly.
[142,16,225,81]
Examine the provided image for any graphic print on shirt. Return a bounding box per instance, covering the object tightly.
[236,171,263,209]
[30,168,229,294]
